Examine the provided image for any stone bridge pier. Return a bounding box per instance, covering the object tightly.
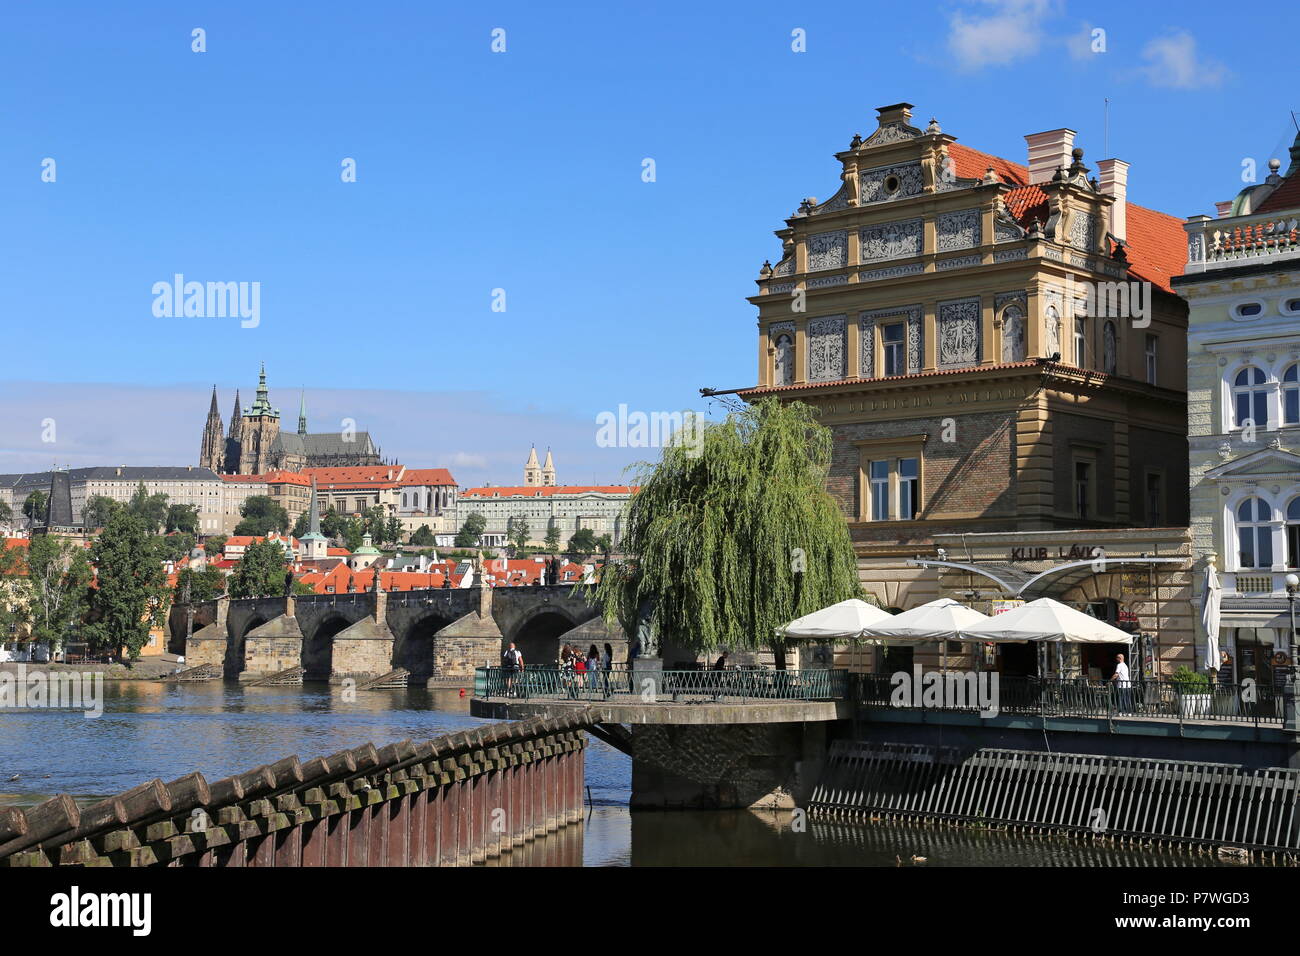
[173,582,627,684]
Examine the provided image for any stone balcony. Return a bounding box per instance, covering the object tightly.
[1184,210,1300,274]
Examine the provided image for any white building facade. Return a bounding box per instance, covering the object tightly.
[1176,131,1300,685]
[456,485,634,548]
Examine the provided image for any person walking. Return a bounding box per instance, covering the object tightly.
[602,642,614,697]
[1110,652,1132,713]
[501,642,523,698]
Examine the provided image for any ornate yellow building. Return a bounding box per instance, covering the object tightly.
[737,103,1195,677]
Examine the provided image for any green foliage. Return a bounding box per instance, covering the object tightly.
[507,516,530,554]
[544,524,562,553]
[594,533,613,555]
[155,532,195,564]
[165,503,200,535]
[342,518,365,553]
[584,397,860,667]
[228,538,291,599]
[86,511,170,660]
[22,490,48,522]
[410,525,436,547]
[127,482,169,534]
[291,510,311,539]
[384,516,404,546]
[455,512,486,548]
[0,500,12,524]
[176,565,226,604]
[21,535,93,646]
[566,528,598,559]
[1171,666,1211,691]
[203,534,228,556]
[83,495,121,530]
[234,495,289,536]
[291,578,316,596]
[321,508,344,539]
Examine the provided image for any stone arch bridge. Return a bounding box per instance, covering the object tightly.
[169,583,627,683]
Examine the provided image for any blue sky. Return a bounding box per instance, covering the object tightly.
[0,0,1295,486]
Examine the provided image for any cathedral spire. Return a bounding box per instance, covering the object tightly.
[524,444,542,486]
[200,385,225,472]
[228,390,243,436]
[298,388,308,436]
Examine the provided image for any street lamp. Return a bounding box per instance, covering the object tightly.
[1285,573,1300,733]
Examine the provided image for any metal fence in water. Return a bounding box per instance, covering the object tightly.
[856,674,1283,727]
[810,741,1300,854]
[476,666,848,702]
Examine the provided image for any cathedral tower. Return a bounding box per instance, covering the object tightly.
[542,448,556,486]
[199,386,224,472]
[524,445,542,486]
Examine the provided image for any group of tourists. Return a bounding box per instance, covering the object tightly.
[498,640,617,698]
[558,643,614,697]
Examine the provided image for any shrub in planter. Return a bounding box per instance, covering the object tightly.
[1171,666,1212,717]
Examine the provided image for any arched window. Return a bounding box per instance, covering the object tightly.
[1102,321,1117,374]
[1001,305,1026,362]
[1237,497,1273,569]
[1233,367,1268,428]
[1288,498,1300,568]
[1284,364,1299,426]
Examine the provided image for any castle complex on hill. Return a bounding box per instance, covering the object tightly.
[199,364,387,475]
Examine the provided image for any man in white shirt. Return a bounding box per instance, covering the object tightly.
[1110,652,1132,712]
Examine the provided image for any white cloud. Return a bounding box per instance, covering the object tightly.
[1139,30,1229,89]
[441,451,488,470]
[947,0,1057,71]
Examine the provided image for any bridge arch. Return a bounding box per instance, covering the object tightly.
[225,614,266,677]
[509,606,583,667]
[392,611,458,681]
[302,613,355,682]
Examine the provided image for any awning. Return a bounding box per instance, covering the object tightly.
[777,599,893,641]
[860,598,990,644]
[958,597,1133,644]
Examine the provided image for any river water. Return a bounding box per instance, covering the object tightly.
[0,682,1226,866]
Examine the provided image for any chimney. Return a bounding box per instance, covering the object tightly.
[1215,201,1233,218]
[1096,158,1129,243]
[1025,128,1077,185]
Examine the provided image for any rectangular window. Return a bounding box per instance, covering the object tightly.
[1074,461,1092,519]
[1288,524,1300,569]
[1287,387,1299,426]
[1144,335,1158,385]
[898,457,919,519]
[882,323,905,377]
[870,460,890,521]
[1074,318,1087,367]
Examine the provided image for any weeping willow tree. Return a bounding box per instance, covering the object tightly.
[587,397,861,668]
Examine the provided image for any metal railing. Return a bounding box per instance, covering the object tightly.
[476,666,849,703]
[856,674,1283,727]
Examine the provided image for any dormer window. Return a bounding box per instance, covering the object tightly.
[1234,302,1264,319]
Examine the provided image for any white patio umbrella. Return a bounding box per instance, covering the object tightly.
[1201,562,1222,673]
[777,599,893,640]
[860,598,990,644]
[957,597,1132,644]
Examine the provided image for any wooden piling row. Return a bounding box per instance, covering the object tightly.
[0,711,595,868]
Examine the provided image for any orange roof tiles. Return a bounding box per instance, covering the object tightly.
[947,143,1029,186]
[1254,174,1300,215]
[398,468,456,487]
[302,466,405,485]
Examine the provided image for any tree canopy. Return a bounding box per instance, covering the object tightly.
[584,397,860,667]
[234,495,290,536]
[228,538,291,598]
[455,512,486,549]
[86,510,170,660]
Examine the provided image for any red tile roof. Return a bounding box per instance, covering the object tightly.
[947,143,1029,186]
[398,468,457,487]
[302,466,405,485]
[1254,174,1300,215]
